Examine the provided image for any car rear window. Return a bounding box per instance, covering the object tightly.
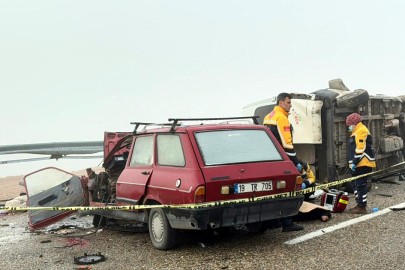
[195,129,283,166]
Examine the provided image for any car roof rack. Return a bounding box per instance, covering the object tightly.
[130,122,181,135]
[168,116,259,132]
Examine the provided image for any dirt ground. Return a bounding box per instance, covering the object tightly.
[0,167,104,202]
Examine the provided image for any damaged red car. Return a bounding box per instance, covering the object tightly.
[24,117,304,250]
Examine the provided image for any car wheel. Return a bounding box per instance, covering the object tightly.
[336,89,369,108]
[246,221,267,233]
[149,208,178,250]
[92,215,107,227]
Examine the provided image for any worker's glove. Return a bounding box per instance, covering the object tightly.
[296,163,302,172]
[351,164,356,172]
[304,180,311,187]
[301,183,307,189]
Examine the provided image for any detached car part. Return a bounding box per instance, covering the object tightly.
[74,253,105,265]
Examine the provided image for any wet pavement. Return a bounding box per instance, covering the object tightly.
[1,181,405,269]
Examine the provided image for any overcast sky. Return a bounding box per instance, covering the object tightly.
[1,1,404,177]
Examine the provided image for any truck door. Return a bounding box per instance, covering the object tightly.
[116,135,154,205]
[24,167,87,230]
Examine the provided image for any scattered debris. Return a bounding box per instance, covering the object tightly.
[197,242,209,248]
[74,253,106,265]
[376,194,393,197]
[4,195,27,209]
[371,208,379,212]
[390,207,405,211]
[56,229,75,235]
[54,238,89,248]
[105,221,148,233]
[40,240,52,243]
[0,210,8,215]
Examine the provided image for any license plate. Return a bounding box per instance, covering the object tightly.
[235,181,273,194]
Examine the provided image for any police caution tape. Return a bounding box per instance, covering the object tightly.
[1,161,404,212]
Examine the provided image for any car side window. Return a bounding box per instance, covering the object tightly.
[157,134,186,167]
[129,136,154,167]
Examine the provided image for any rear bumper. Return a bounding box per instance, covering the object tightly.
[164,196,304,230]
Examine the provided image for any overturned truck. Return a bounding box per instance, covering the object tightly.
[243,79,405,188]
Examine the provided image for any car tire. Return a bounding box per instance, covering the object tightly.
[149,208,178,250]
[92,215,107,227]
[336,89,369,108]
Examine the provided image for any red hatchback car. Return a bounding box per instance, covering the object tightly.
[24,117,304,250]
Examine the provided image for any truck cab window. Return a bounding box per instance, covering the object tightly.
[157,134,185,167]
[129,136,154,167]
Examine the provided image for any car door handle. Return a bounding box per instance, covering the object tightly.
[141,171,150,175]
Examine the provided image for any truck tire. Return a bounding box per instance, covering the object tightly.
[149,208,178,250]
[336,89,369,108]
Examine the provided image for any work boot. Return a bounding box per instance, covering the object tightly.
[282,223,304,232]
[349,205,367,214]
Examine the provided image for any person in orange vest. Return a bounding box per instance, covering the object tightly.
[264,93,300,166]
[346,113,376,214]
[264,93,304,232]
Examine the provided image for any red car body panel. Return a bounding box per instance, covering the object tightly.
[144,133,205,205]
[103,132,132,161]
[24,167,89,230]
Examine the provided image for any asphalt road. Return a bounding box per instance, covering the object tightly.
[1,181,405,270]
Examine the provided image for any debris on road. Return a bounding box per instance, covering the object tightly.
[40,240,52,243]
[54,238,89,248]
[390,206,405,211]
[74,252,105,265]
[376,194,393,197]
[4,195,27,209]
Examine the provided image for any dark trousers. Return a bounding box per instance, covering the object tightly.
[281,216,292,227]
[304,182,316,201]
[351,166,372,207]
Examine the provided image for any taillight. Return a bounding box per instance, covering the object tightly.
[295,176,303,191]
[194,186,205,203]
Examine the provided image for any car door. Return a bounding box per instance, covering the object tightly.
[116,135,154,205]
[24,167,87,230]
